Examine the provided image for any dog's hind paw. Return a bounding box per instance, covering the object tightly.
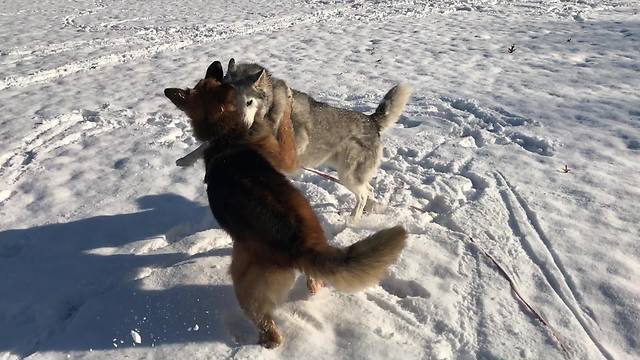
[306,276,325,295]
[363,198,378,213]
[348,211,363,224]
[258,321,283,349]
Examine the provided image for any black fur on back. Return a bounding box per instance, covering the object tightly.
[203,145,306,261]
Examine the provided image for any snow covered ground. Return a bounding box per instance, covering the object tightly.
[1,1,639,359]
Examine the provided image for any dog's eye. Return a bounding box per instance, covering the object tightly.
[246,99,253,106]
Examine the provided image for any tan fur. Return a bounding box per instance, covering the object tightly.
[300,226,407,292]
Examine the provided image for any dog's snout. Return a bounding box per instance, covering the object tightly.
[164,88,180,98]
[164,88,187,108]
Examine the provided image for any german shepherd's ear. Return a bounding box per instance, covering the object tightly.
[164,88,187,109]
[205,61,224,82]
[227,58,236,74]
[221,84,236,105]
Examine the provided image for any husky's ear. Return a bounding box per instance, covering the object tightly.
[251,69,268,87]
[227,58,236,74]
[164,88,187,109]
[205,61,224,82]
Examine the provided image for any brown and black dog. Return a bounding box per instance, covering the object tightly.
[164,62,407,348]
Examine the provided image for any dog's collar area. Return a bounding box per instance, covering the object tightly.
[203,145,245,166]
[202,146,246,184]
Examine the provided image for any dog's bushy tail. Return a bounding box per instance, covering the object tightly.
[301,226,407,292]
[370,84,412,132]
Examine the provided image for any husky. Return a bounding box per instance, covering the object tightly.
[164,62,407,348]
[224,58,292,133]
[225,59,412,220]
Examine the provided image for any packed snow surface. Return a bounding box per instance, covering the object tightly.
[1,1,639,359]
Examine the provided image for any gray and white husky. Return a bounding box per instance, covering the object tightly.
[177,59,411,220]
[289,82,411,220]
[224,58,292,132]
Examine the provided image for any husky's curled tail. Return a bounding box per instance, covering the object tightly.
[370,84,412,132]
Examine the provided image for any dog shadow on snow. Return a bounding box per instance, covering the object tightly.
[0,193,277,356]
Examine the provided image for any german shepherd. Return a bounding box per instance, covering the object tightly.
[164,62,407,348]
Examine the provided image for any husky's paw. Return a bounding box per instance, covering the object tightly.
[363,198,378,213]
[306,276,325,295]
[349,207,365,224]
[346,213,361,225]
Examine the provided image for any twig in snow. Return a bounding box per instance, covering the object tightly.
[409,205,427,213]
[303,167,341,184]
[466,236,569,356]
[507,44,517,53]
[560,164,571,173]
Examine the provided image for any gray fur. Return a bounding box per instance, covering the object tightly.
[225,62,291,131]
[223,61,263,83]
[226,62,411,220]
[290,87,411,220]
[371,84,412,131]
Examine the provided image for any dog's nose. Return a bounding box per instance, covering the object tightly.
[164,88,187,108]
[164,88,180,98]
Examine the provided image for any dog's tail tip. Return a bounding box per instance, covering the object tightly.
[305,225,408,293]
[394,83,413,95]
[372,84,412,131]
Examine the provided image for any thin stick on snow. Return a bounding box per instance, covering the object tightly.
[467,236,569,356]
[409,205,428,213]
[303,167,341,184]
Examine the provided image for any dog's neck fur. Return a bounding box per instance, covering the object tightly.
[199,115,251,164]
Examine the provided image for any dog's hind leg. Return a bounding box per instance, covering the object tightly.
[294,127,310,155]
[230,243,295,348]
[353,188,369,220]
[342,181,369,221]
[363,184,378,213]
[339,167,376,221]
[333,142,382,221]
